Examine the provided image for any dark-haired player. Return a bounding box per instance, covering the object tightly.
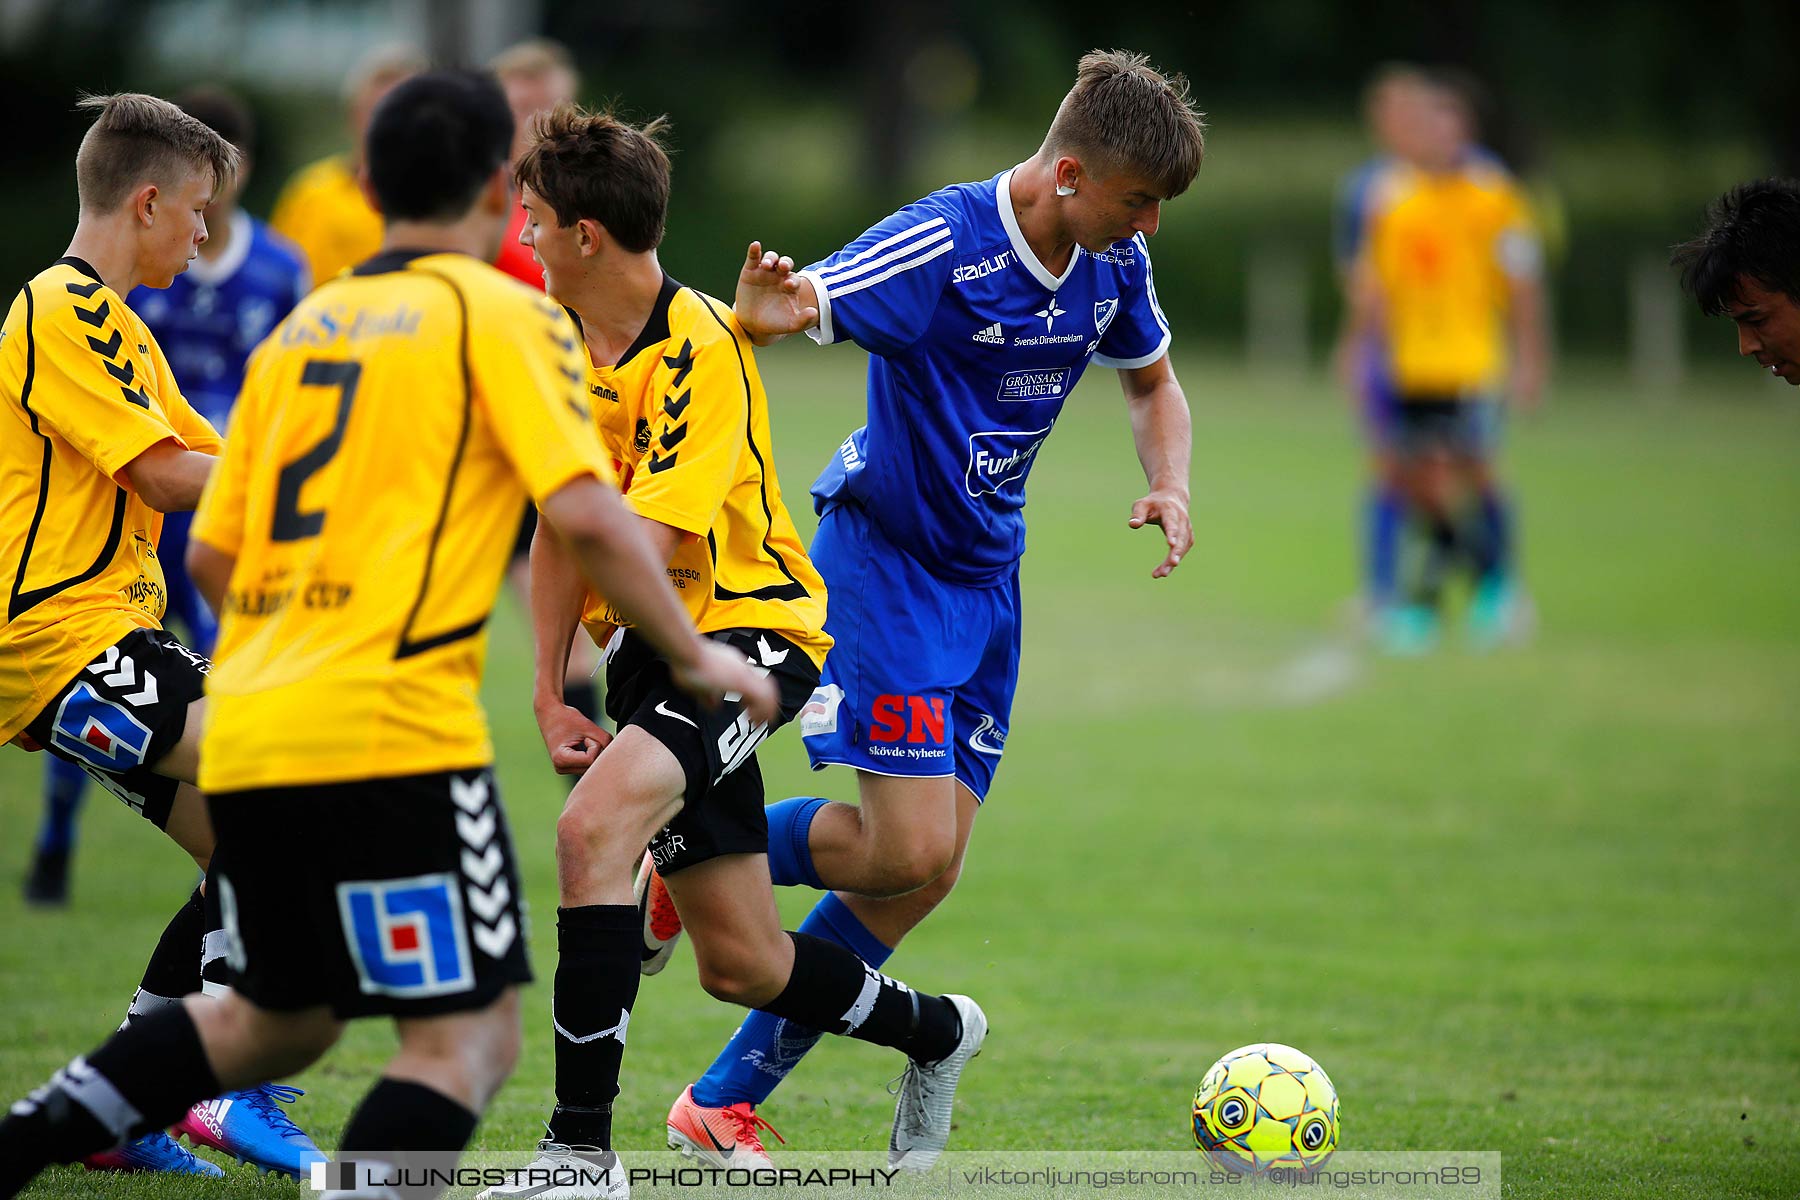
[475,104,984,1199]
[0,70,775,1200]
[646,49,1201,1166]
[1673,178,1800,385]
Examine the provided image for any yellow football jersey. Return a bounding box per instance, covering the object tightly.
[576,279,829,668]
[269,156,384,289]
[1364,162,1540,395]
[0,259,223,743]
[191,249,612,791]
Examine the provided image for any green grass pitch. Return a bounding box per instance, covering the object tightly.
[2,347,1796,1198]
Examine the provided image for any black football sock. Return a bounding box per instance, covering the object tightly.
[762,931,962,1063]
[548,905,640,1150]
[1456,499,1500,584]
[1412,513,1459,609]
[124,885,206,1025]
[0,1003,221,1179]
[339,1077,478,1150]
[332,1080,478,1200]
[199,867,233,995]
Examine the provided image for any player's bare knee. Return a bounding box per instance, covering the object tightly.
[870,826,957,896]
[691,941,781,1007]
[554,801,641,878]
[913,854,963,907]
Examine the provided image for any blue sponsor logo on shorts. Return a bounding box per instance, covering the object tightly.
[996,368,1071,402]
[337,874,474,999]
[49,683,153,774]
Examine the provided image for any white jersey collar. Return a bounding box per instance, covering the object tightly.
[184,210,253,287]
[997,167,1081,293]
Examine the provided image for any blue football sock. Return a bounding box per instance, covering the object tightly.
[764,796,828,889]
[1479,488,1514,581]
[691,892,892,1109]
[36,757,88,856]
[1367,485,1404,605]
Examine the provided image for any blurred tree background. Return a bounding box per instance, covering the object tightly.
[2,0,1795,367]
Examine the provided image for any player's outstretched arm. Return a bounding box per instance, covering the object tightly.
[1507,272,1550,413]
[122,440,216,512]
[540,475,778,721]
[186,538,235,616]
[527,520,613,775]
[733,241,819,347]
[1120,355,1194,580]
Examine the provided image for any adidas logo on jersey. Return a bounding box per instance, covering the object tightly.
[971,322,1005,346]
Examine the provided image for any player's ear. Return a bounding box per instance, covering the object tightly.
[355,161,383,216]
[1053,155,1083,196]
[481,163,513,217]
[575,217,605,259]
[132,183,159,228]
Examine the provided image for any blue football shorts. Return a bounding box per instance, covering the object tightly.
[798,501,1019,802]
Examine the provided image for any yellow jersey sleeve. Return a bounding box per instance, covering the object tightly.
[1491,178,1544,282]
[30,287,190,485]
[623,305,753,537]
[470,290,616,502]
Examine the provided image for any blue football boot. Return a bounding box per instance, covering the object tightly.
[175,1083,323,1177]
[1378,604,1439,656]
[85,1130,225,1176]
[1466,575,1519,651]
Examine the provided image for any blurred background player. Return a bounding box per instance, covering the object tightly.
[1332,65,1447,625]
[268,43,425,287]
[492,38,578,289]
[488,36,603,758]
[1340,69,1549,653]
[1673,178,1800,386]
[647,50,1201,1163]
[22,86,309,908]
[0,69,776,1200]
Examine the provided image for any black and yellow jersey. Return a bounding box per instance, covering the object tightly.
[191,249,612,791]
[576,277,829,669]
[0,258,223,743]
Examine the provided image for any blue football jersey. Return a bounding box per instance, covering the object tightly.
[128,211,309,429]
[802,168,1170,586]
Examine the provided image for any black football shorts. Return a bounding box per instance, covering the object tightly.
[205,767,532,1019]
[603,627,819,875]
[23,627,209,828]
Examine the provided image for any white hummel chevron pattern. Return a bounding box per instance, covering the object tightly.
[971,322,1004,345]
[754,636,789,666]
[462,845,503,887]
[455,809,496,847]
[553,1007,630,1046]
[451,774,517,960]
[89,647,159,705]
[468,877,511,923]
[450,775,490,814]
